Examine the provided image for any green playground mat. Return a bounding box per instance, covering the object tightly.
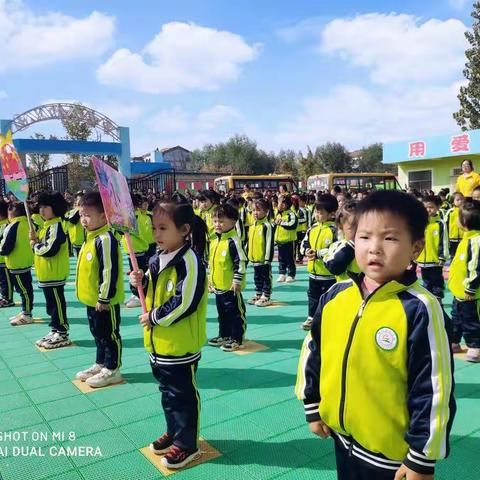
[0,257,478,480]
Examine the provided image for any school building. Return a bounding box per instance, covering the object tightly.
[383,128,480,192]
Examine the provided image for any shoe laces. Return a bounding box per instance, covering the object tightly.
[155,432,171,443]
[166,444,187,460]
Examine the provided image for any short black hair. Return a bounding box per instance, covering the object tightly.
[315,194,338,214]
[354,190,428,241]
[422,195,441,207]
[78,192,104,213]
[459,201,480,230]
[226,197,240,209]
[0,200,8,218]
[8,202,26,217]
[37,192,69,218]
[212,204,239,222]
[279,194,292,209]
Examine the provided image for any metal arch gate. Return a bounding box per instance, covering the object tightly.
[0,165,69,196]
[127,169,176,195]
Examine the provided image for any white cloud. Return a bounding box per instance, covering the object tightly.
[0,90,6,100]
[95,102,142,124]
[0,1,115,72]
[321,13,467,85]
[97,22,261,94]
[148,104,242,134]
[275,82,462,150]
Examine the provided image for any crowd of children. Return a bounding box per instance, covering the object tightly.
[2,182,476,477]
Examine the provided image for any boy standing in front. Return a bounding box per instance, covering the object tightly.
[296,190,455,480]
[75,192,124,388]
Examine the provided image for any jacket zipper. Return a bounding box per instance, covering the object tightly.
[339,300,365,431]
[211,237,220,283]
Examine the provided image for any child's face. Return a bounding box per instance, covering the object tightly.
[39,205,55,221]
[315,208,330,224]
[199,199,212,211]
[213,215,236,234]
[141,201,149,212]
[355,211,423,288]
[152,212,189,252]
[454,195,465,207]
[423,202,439,217]
[252,204,267,220]
[278,200,286,212]
[472,190,480,202]
[79,205,107,231]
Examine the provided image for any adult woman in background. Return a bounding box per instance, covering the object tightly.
[456,159,480,199]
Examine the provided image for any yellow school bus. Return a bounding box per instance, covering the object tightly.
[214,174,296,193]
[307,172,401,192]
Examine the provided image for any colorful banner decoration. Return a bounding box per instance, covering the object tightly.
[0,130,29,202]
[91,156,137,233]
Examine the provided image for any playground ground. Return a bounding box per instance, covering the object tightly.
[0,258,478,480]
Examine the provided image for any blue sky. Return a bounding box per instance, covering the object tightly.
[0,0,475,159]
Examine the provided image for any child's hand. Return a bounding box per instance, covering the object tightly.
[208,283,215,293]
[129,270,144,287]
[29,231,37,242]
[231,282,241,293]
[308,420,331,438]
[306,249,316,260]
[95,302,110,312]
[394,464,433,480]
[465,292,475,301]
[275,216,282,225]
[139,311,153,328]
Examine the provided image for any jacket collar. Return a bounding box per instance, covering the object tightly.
[215,228,237,240]
[43,217,62,227]
[463,229,480,239]
[350,267,418,300]
[86,224,110,240]
[160,243,191,271]
[10,215,27,223]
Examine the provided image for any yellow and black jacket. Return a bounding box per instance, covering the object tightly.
[209,229,247,291]
[76,224,124,307]
[143,245,207,365]
[0,216,34,273]
[448,229,480,299]
[121,209,149,254]
[296,270,455,475]
[200,205,216,240]
[64,208,86,248]
[323,239,361,281]
[445,207,464,243]
[31,213,44,231]
[247,217,274,265]
[417,215,447,267]
[300,221,337,280]
[297,207,308,234]
[33,217,69,287]
[274,209,298,244]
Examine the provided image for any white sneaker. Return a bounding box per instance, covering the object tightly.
[76,363,104,382]
[302,317,313,330]
[277,274,286,283]
[285,276,295,283]
[125,296,141,308]
[35,331,56,347]
[465,348,480,363]
[10,313,33,326]
[248,295,260,305]
[42,332,71,349]
[86,368,123,388]
[255,296,272,307]
[9,312,22,322]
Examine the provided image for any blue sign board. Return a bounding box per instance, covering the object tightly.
[383,129,480,164]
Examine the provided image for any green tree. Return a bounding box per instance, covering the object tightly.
[275,149,299,177]
[355,143,397,174]
[315,142,353,173]
[298,147,316,182]
[454,2,480,130]
[27,133,51,176]
[61,103,95,191]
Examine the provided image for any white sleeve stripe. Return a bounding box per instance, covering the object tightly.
[99,235,112,300]
[157,250,198,326]
[406,453,435,467]
[304,403,319,408]
[35,223,58,255]
[408,285,452,458]
[408,450,435,463]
